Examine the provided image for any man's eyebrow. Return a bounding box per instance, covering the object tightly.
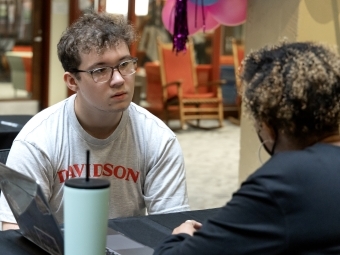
[119,56,133,61]
[87,56,133,70]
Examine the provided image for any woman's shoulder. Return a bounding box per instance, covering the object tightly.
[247,143,340,188]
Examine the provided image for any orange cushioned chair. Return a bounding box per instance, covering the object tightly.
[143,62,165,119]
[157,39,224,130]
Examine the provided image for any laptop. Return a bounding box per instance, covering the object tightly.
[0,162,154,255]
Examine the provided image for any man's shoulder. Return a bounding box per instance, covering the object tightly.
[128,103,162,121]
[17,97,72,138]
[127,103,174,135]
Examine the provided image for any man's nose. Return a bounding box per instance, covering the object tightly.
[109,69,124,85]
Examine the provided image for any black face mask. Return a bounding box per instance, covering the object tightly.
[257,128,278,156]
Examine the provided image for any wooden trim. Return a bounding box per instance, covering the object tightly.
[31,0,51,110]
[156,39,168,102]
[188,39,198,88]
[41,0,51,109]
[69,0,82,25]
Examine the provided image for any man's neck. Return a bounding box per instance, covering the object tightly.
[74,96,123,139]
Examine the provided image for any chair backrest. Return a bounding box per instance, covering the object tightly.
[157,39,198,100]
[144,62,163,105]
[231,38,245,94]
[0,149,10,164]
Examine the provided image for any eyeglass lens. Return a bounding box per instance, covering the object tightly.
[92,59,137,83]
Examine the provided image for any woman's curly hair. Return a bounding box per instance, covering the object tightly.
[57,10,137,72]
[241,41,340,138]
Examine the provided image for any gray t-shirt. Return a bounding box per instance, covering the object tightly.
[0,94,189,224]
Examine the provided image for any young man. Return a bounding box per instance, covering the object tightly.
[0,11,189,230]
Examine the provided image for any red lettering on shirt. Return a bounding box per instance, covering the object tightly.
[103,164,113,176]
[67,166,76,178]
[126,168,139,182]
[73,164,85,177]
[57,163,140,184]
[113,166,126,179]
[57,170,67,183]
[93,164,103,177]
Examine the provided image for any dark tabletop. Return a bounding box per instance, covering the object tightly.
[0,115,33,149]
[109,208,219,249]
[0,208,220,255]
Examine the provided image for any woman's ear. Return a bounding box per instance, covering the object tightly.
[64,72,79,93]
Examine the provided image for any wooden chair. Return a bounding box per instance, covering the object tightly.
[231,38,245,125]
[143,62,166,120]
[157,39,224,130]
[5,50,33,96]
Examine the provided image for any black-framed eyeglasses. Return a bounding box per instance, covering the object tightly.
[71,57,138,83]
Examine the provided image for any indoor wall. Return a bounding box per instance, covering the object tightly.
[48,0,69,106]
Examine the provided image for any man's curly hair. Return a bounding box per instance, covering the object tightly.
[57,10,137,72]
[241,41,340,138]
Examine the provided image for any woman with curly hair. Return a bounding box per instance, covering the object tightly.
[154,41,340,254]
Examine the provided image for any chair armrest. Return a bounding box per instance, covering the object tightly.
[197,79,225,88]
[162,80,183,101]
[196,80,224,99]
[163,80,182,89]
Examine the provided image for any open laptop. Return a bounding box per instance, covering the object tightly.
[0,162,154,255]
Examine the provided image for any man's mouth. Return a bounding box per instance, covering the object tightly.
[111,92,127,99]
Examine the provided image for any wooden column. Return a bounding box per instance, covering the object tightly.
[211,26,221,81]
[69,0,81,25]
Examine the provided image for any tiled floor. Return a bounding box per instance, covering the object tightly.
[0,82,29,99]
[0,82,38,115]
[169,120,240,210]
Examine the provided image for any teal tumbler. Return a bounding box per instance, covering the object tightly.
[64,178,110,255]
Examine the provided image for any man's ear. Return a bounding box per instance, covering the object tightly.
[64,72,79,93]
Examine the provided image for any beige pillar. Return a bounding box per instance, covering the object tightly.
[49,0,69,106]
[238,0,340,184]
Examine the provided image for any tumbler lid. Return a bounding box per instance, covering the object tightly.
[65,178,110,189]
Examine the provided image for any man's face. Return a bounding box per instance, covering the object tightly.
[73,42,135,114]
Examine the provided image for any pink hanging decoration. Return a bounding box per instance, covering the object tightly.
[207,0,247,26]
[204,10,220,31]
[187,0,204,34]
[173,0,189,53]
[196,0,206,32]
[162,0,176,34]
[187,1,219,33]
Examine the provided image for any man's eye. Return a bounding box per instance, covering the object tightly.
[93,68,108,74]
[120,61,130,68]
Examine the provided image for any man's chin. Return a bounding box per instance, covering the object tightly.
[106,104,130,113]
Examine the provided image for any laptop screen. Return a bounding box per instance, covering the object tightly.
[0,162,64,255]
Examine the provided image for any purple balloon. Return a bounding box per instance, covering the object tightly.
[189,0,219,6]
